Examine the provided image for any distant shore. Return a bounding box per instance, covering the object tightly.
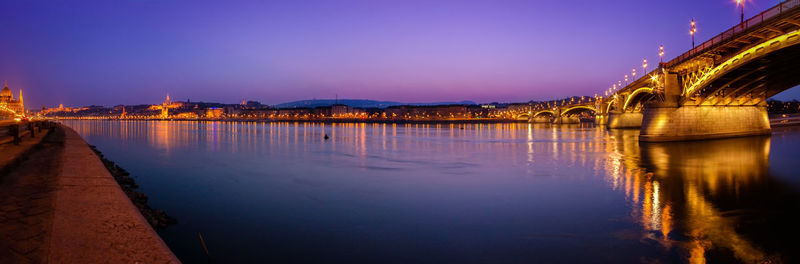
[51,117,540,124]
[770,113,800,127]
[51,116,800,128]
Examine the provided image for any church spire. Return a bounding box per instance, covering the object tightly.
[19,89,23,109]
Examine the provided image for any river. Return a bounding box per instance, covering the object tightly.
[60,120,800,263]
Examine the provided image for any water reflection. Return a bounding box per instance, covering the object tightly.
[61,120,798,263]
[67,121,606,168]
[604,136,796,263]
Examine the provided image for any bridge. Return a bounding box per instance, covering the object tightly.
[543,0,800,141]
[524,97,597,124]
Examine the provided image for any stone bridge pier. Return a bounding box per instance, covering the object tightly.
[554,116,580,124]
[604,94,643,129]
[553,107,580,124]
[594,100,608,125]
[639,72,771,142]
[607,111,643,129]
[639,105,770,141]
[594,113,608,125]
[531,116,554,123]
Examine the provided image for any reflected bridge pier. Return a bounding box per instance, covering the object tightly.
[632,135,799,263]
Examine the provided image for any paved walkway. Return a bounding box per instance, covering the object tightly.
[0,128,61,263]
[0,126,179,263]
[0,127,47,172]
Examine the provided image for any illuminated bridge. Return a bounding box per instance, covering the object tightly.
[517,97,597,124]
[587,0,800,141]
[530,101,597,124]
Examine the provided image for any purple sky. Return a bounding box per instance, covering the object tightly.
[2,0,798,108]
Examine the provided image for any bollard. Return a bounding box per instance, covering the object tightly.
[28,122,35,138]
[10,125,20,145]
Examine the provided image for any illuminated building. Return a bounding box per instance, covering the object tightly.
[384,105,470,120]
[173,112,198,119]
[0,81,24,117]
[149,94,184,118]
[223,105,242,117]
[205,108,223,118]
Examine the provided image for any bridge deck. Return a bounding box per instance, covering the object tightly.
[667,0,800,72]
[608,0,800,101]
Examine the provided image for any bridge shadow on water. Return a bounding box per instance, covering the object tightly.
[619,135,800,263]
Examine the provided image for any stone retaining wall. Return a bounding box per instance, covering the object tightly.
[607,112,643,129]
[47,126,179,263]
[640,105,771,142]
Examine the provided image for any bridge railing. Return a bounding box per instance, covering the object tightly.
[665,0,800,68]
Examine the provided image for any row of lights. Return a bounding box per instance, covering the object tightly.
[600,0,749,99]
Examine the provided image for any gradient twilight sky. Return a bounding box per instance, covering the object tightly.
[2,0,799,108]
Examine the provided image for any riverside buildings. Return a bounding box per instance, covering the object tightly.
[0,82,24,118]
[38,96,609,122]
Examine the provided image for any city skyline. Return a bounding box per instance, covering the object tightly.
[3,0,800,109]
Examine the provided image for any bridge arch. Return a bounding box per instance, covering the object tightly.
[515,113,531,121]
[683,30,800,105]
[622,87,655,112]
[533,110,556,117]
[561,105,596,116]
[605,98,618,113]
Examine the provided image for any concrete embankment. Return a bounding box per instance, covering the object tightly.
[0,125,179,263]
[771,114,800,127]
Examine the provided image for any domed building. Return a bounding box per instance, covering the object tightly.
[0,81,24,118]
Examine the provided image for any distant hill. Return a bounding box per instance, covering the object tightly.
[410,100,478,106]
[274,99,477,109]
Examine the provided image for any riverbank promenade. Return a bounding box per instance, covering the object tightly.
[0,124,178,263]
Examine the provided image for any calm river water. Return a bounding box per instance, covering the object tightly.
[61,120,800,263]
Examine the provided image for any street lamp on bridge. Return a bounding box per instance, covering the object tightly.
[690,19,697,49]
[632,69,636,80]
[737,0,745,25]
[624,75,629,86]
[659,45,664,64]
[643,58,648,74]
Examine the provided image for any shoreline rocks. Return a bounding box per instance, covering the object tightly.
[88,145,177,229]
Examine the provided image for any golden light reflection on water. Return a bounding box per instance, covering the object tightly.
[65,120,604,177]
[605,135,774,263]
[62,120,783,263]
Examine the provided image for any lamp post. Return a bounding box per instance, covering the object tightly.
[632,69,637,81]
[737,0,744,25]
[624,75,629,86]
[643,58,648,75]
[659,45,664,64]
[690,19,697,49]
